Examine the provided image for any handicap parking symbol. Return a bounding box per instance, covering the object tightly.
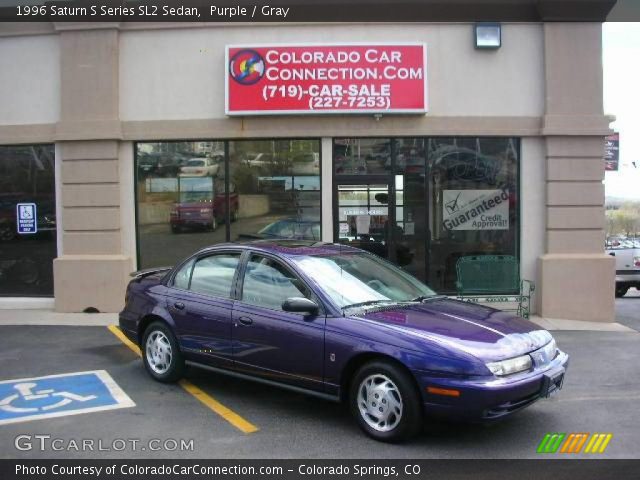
[0,370,135,426]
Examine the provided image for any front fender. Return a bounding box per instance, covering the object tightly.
[324,316,486,393]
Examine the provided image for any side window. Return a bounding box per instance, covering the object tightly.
[172,259,194,290]
[241,255,310,310]
[190,253,240,298]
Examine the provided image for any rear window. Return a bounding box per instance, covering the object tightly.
[187,160,205,167]
[190,253,240,298]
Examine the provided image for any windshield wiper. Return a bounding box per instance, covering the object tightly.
[341,300,395,310]
[411,295,447,302]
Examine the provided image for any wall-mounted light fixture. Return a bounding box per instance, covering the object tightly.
[475,22,501,49]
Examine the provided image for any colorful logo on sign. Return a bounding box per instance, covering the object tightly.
[229,49,265,85]
[537,432,613,454]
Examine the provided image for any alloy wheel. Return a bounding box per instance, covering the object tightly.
[357,374,403,432]
[145,331,173,375]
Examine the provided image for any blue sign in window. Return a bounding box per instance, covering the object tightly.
[0,370,135,425]
[16,202,37,235]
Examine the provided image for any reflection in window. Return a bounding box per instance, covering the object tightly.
[334,138,390,175]
[135,140,321,269]
[241,255,309,310]
[332,137,519,294]
[136,141,226,269]
[229,139,321,243]
[0,145,56,297]
[428,138,519,293]
[172,258,194,290]
[190,254,240,298]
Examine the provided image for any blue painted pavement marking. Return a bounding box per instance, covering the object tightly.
[0,370,135,425]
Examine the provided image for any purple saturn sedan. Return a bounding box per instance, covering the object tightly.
[119,240,568,442]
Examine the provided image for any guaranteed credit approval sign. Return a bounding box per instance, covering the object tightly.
[225,44,427,115]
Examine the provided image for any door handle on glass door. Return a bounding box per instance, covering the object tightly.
[238,316,253,326]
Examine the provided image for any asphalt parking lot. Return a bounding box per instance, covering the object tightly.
[0,318,638,459]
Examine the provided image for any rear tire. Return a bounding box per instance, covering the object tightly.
[615,285,629,298]
[349,360,423,443]
[142,321,184,383]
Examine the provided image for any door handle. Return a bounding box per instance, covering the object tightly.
[609,252,615,256]
[173,302,185,310]
[237,316,253,326]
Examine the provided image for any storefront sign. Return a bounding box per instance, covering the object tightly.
[225,44,427,115]
[442,190,509,231]
[16,203,37,234]
[605,132,619,171]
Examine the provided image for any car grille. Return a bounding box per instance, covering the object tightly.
[482,391,541,419]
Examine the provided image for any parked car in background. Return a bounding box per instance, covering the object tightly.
[238,219,321,241]
[170,179,238,233]
[120,241,568,442]
[179,157,221,177]
[244,153,273,168]
[606,237,640,297]
[139,153,184,178]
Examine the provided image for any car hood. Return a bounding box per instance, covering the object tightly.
[356,298,552,362]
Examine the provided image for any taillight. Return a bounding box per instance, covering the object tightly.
[634,256,640,268]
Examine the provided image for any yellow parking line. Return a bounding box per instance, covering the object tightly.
[107,325,141,356]
[179,379,258,433]
[107,325,258,434]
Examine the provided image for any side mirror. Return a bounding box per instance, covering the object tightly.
[282,297,319,316]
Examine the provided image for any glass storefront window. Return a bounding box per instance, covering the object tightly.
[229,140,321,243]
[135,139,321,269]
[136,141,227,269]
[0,145,56,296]
[428,137,519,293]
[334,138,390,175]
[333,137,519,294]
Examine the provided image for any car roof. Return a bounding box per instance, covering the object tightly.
[196,240,361,258]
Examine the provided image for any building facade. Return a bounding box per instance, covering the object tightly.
[0,18,615,321]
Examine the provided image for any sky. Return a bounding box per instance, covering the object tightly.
[603,22,640,200]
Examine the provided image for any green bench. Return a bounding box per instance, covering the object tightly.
[455,255,535,319]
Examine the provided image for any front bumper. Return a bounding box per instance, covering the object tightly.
[170,217,211,228]
[414,350,569,421]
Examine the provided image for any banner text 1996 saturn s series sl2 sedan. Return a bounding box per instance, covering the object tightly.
[119,240,568,442]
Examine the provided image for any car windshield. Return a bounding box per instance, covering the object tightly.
[186,159,205,167]
[291,252,437,309]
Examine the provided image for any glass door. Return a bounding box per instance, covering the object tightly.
[335,182,394,263]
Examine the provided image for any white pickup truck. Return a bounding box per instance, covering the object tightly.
[606,237,640,297]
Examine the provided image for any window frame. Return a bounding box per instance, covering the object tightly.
[235,250,324,315]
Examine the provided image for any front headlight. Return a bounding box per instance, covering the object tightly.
[486,354,532,376]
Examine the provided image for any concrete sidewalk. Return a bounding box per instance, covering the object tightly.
[0,309,116,326]
[0,308,636,332]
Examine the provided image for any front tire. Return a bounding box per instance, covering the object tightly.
[142,322,184,383]
[349,361,423,442]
